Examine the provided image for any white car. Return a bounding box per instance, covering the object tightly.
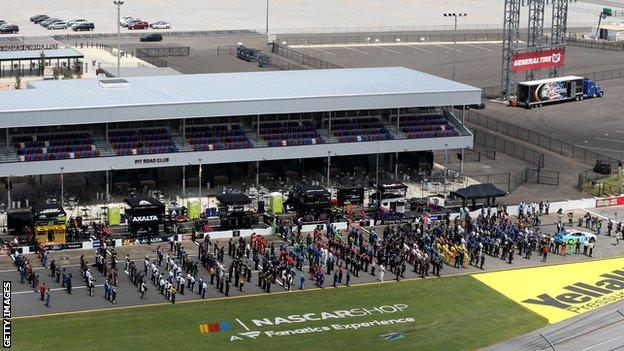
[120,16,137,27]
[47,21,68,30]
[68,19,86,26]
[150,21,171,29]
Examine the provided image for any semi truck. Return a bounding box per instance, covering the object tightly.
[516,76,604,108]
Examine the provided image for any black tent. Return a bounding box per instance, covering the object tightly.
[450,183,506,210]
[31,204,66,220]
[216,193,252,206]
[450,183,507,200]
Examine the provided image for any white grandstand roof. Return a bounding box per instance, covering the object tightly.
[0,67,481,128]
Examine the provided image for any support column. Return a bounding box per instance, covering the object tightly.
[5,129,9,157]
[105,123,109,152]
[375,143,379,186]
[182,165,186,197]
[256,161,260,189]
[460,106,465,175]
[395,152,399,179]
[256,115,260,141]
[6,175,11,210]
[198,158,202,202]
[328,111,332,137]
[105,170,110,202]
[443,143,448,193]
[326,152,331,189]
[182,118,186,146]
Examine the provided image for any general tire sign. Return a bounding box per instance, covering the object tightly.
[511,48,565,72]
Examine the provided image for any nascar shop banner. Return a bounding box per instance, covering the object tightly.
[512,48,565,72]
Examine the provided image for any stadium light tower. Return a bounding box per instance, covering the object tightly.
[443,13,468,81]
[114,0,124,77]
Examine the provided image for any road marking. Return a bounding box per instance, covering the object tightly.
[13,284,104,295]
[574,144,624,154]
[462,43,494,52]
[580,333,624,351]
[596,137,624,144]
[311,47,336,56]
[374,45,401,54]
[435,44,463,52]
[236,318,250,331]
[405,45,432,53]
[343,46,369,55]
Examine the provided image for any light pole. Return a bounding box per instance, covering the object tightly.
[266,0,270,39]
[114,0,124,77]
[60,167,64,208]
[443,13,467,81]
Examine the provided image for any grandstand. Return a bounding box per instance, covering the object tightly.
[0,67,479,179]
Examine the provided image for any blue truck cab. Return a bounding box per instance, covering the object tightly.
[582,79,604,99]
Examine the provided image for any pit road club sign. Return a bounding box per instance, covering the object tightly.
[199,304,414,342]
[474,257,624,323]
[511,48,565,72]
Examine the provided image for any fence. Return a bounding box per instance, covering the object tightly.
[51,29,257,41]
[135,47,190,57]
[468,173,511,192]
[473,130,544,169]
[466,110,618,166]
[578,170,622,197]
[281,32,505,46]
[216,45,306,70]
[272,44,342,69]
[567,34,624,52]
[138,56,167,67]
[471,143,496,160]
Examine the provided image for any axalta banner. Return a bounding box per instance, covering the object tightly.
[473,257,624,323]
[596,195,624,208]
[511,48,565,72]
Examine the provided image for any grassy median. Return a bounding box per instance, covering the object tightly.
[11,275,546,351]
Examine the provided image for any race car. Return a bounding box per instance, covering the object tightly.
[553,230,596,245]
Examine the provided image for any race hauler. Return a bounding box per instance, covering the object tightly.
[373,180,407,221]
[515,76,603,108]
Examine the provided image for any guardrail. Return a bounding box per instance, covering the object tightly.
[272,44,342,69]
[567,34,624,52]
[51,29,257,41]
[280,32,505,46]
[135,47,190,57]
[466,110,618,166]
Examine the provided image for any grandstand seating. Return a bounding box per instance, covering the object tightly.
[397,114,461,139]
[326,117,393,143]
[185,124,253,151]
[110,128,178,156]
[258,121,324,147]
[12,132,100,162]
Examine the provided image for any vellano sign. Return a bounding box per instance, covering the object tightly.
[474,257,624,323]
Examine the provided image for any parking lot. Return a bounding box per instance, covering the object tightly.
[288,42,624,88]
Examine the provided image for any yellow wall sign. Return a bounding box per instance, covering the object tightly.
[473,257,624,323]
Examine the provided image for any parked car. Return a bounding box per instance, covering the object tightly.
[0,24,19,34]
[72,22,94,31]
[40,18,61,27]
[67,19,87,26]
[30,15,44,22]
[150,21,171,29]
[593,160,612,175]
[33,15,50,24]
[553,230,596,245]
[47,21,68,30]
[120,16,138,27]
[140,33,162,42]
[128,21,149,30]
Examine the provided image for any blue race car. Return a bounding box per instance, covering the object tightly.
[553,231,596,245]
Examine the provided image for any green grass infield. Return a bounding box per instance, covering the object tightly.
[12,275,547,350]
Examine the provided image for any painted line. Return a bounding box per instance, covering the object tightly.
[580,333,624,351]
[574,144,624,154]
[13,284,104,295]
[288,40,504,49]
[311,47,337,56]
[374,45,402,54]
[405,45,432,53]
[236,318,250,331]
[435,44,463,53]
[343,46,369,55]
[596,137,624,144]
[463,43,494,52]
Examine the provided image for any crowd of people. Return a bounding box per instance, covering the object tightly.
[10,201,619,311]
